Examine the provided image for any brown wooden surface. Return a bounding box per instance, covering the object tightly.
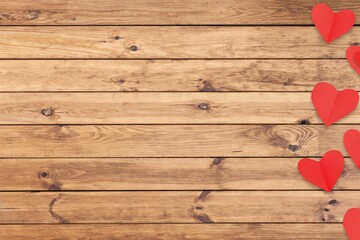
[0,27,359,59]
[0,125,355,158]
[0,191,358,223]
[0,0,360,25]
[0,158,357,191]
[0,60,359,92]
[1,0,358,239]
[0,224,347,240]
[2,92,360,124]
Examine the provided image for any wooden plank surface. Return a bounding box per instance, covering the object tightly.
[1,60,358,92]
[0,224,347,239]
[0,158,357,191]
[0,125,354,158]
[0,191,357,223]
[1,92,360,124]
[0,0,359,25]
[0,27,358,59]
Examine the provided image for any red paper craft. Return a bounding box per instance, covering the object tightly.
[344,129,360,168]
[311,82,359,126]
[312,3,355,43]
[298,150,344,192]
[344,208,360,240]
[347,46,360,75]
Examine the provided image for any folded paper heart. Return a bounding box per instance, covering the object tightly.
[344,208,360,240]
[344,129,360,168]
[312,3,355,43]
[347,46,360,75]
[298,150,344,192]
[311,82,359,126]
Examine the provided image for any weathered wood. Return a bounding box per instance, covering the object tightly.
[0,0,359,25]
[0,191,357,223]
[0,27,358,59]
[0,125,354,157]
[0,158,357,191]
[0,224,347,239]
[1,92,360,124]
[3,60,359,92]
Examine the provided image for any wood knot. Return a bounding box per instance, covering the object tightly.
[49,184,62,191]
[212,157,225,165]
[41,107,54,117]
[198,79,217,92]
[130,45,138,51]
[299,119,310,125]
[39,171,49,178]
[193,213,214,223]
[198,103,210,110]
[341,169,347,178]
[195,190,212,202]
[25,10,41,20]
[288,144,299,152]
[113,36,121,40]
[328,199,338,206]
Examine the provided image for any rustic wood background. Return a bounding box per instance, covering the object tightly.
[0,0,359,239]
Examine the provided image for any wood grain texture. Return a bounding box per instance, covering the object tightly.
[0,191,357,223]
[0,125,354,158]
[2,92,360,124]
[0,60,359,92]
[0,224,347,239]
[0,158,357,191]
[0,27,358,59]
[0,0,359,25]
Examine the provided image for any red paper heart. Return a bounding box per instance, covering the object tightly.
[312,3,355,43]
[311,82,359,126]
[344,208,360,240]
[344,129,360,168]
[298,150,344,192]
[347,46,360,75]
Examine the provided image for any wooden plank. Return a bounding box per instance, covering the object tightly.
[0,224,347,239]
[0,158,357,191]
[0,0,359,25]
[1,92,360,124]
[0,191,357,223]
[0,27,358,59]
[0,125,354,157]
[1,60,358,92]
